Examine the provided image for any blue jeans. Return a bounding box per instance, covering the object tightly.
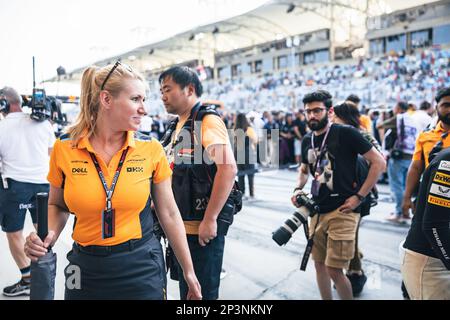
[388,158,411,216]
[178,234,225,300]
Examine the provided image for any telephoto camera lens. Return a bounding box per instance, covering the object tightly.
[272,206,310,246]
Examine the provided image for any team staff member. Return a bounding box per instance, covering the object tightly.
[159,67,237,300]
[0,87,55,297]
[24,62,201,300]
[402,87,450,215]
[402,147,450,299]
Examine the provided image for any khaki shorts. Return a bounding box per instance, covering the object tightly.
[309,208,360,269]
[401,249,450,300]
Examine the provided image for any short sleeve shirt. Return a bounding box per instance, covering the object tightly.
[412,122,450,167]
[47,131,172,246]
[301,124,373,213]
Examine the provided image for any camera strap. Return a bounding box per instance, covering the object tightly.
[89,147,129,211]
[300,214,321,271]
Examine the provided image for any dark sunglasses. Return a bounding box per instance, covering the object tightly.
[100,61,133,90]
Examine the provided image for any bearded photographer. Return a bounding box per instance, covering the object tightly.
[0,86,55,297]
[291,90,385,300]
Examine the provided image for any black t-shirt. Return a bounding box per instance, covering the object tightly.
[293,118,307,138]
[404,147,450,266]
[301,124,373,213]
[281,122,296,138]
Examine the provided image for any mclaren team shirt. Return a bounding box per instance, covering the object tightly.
[47,131,172,246]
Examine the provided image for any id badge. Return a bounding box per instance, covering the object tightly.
[102,208,115,239]
[311,179,320,197]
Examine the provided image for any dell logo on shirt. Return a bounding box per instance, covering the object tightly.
[72,168,88,174]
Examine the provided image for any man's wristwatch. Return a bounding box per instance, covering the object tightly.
[355,193,365,202]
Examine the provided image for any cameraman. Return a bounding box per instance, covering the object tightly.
[291,90,385,300]
[0,86,55,297]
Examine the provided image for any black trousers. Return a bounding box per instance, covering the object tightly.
[237,164,255,197]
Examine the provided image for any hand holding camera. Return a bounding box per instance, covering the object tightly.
[291,188,303,208]
[273,190,319,246]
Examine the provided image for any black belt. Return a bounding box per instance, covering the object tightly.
[74,233,152,256]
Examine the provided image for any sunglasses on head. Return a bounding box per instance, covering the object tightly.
[101,61,133,90]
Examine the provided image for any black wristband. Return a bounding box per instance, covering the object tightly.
[355,193,365,202]
[294,187,302,193]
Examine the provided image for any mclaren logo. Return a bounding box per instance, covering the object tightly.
[72,168,88,175]
[127,167,144,173]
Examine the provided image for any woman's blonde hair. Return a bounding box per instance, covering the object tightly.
[67,62,144,145]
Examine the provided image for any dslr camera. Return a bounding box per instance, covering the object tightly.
[272,191,319,246]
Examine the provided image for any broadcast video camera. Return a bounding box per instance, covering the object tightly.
[30,88,52,122]
[272,191,319,246]
[25,57,68,126]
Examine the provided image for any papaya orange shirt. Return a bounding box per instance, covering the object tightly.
[47,131,172,246]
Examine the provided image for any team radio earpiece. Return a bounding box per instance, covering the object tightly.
[0,97,10,114]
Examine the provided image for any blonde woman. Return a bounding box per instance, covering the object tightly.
[24,62,201,300]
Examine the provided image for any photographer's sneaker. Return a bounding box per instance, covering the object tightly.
[3,279,30,297]
[347,272,367,297]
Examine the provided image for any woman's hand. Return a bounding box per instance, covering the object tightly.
[24,231,55,262]
[184,271,202,300]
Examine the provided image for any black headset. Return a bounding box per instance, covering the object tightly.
[0,97,10,114]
